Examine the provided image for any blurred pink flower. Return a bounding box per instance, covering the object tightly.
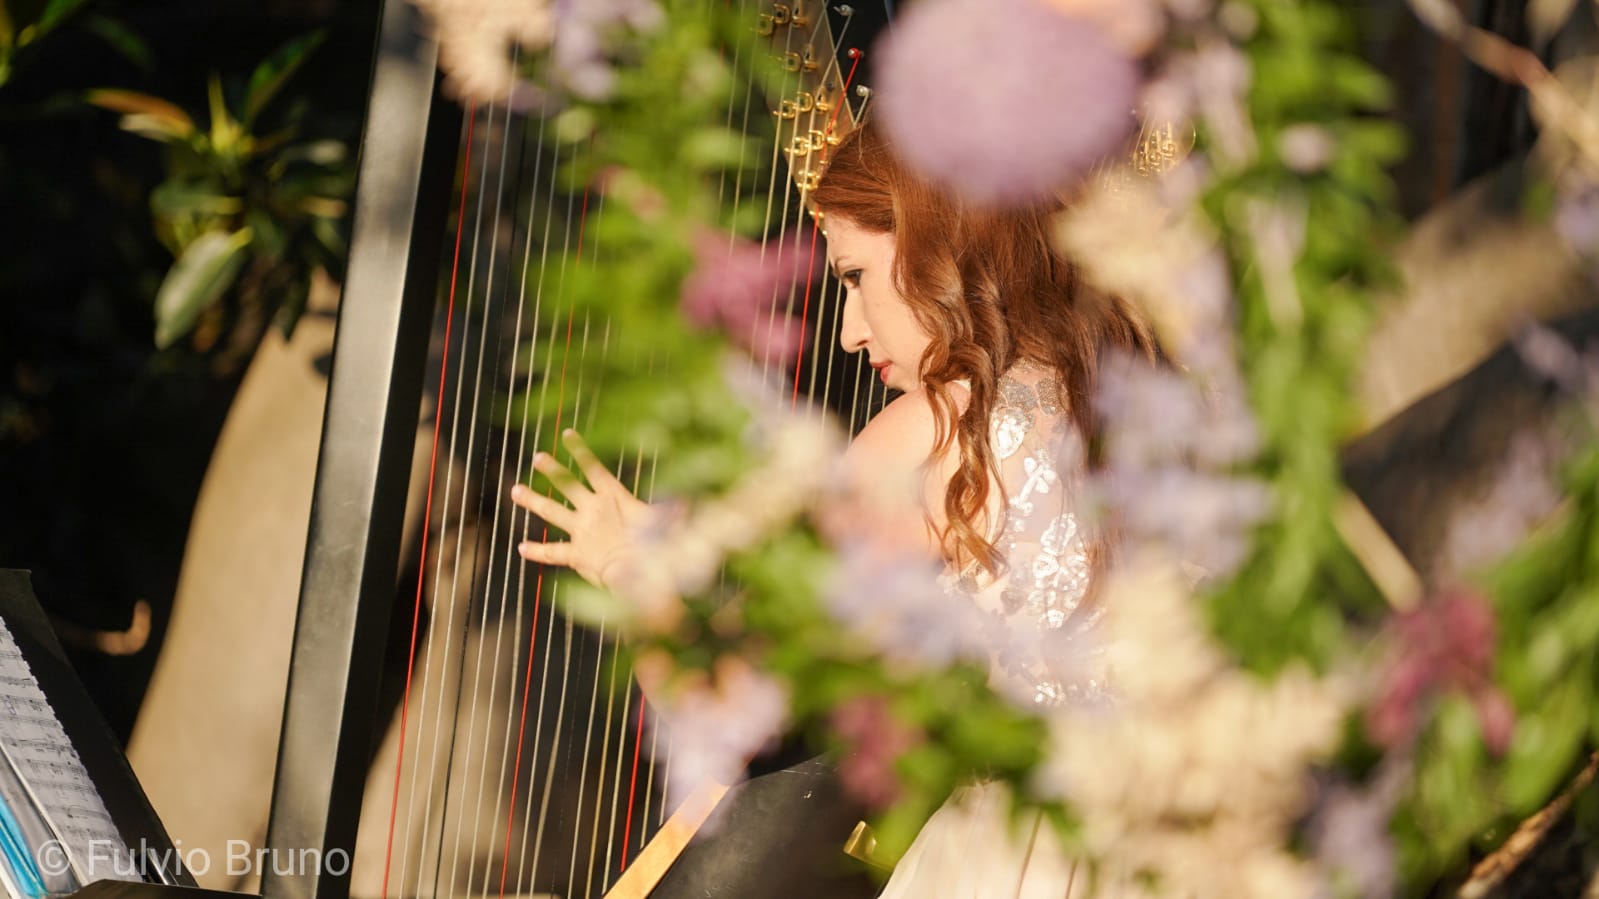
[1368,589,1514,755]
[875,0,1141,206]
[830,695,923,810]
[1045,0,1166,56]
[680,230,818,366]
[648,655,788,813]
[1277,124,1337,173]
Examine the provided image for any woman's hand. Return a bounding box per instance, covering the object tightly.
[510,429,650,591]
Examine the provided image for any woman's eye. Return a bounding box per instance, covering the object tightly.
[841,269,862,288]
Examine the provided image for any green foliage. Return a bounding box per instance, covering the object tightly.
[1192,1,1599,890]
[153,227,252,348]
[1199,1,1404,671]
[86,30,351,361]
[0,0,147,89]
[1395,440,1599,885]
[509,8,774,492]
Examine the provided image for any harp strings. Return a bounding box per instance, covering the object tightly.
[516,136,604,894]
[410,97,510,899]
[437,94,526,899]
[477,91,553,899]
[753,3,818,392]
[376,3,883,896]
[450,95,545,899]
[497,93,571,899]
[380,102,477,899]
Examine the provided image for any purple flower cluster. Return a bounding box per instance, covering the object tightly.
[551,0,663,100]
[874,0,1141,206]
[1555,174,1599,257]
[1094,352,1271,579]
[822,544,990,670]
[1436,431,1564,578]
[680,230,818,366]
[1308,760,1406,899]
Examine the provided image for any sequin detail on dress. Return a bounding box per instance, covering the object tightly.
[942,365,1102,708]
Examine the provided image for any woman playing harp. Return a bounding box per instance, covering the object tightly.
[508,120,1156,895]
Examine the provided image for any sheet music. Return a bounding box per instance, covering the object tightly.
[0,619,138,884]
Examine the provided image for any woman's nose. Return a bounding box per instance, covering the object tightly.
[838,290,869,354]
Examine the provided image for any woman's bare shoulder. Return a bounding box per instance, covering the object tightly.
[842,386,972,547]
[847,386,969,470]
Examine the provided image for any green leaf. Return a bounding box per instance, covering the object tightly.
[681,126,751,171]
[273,274,312,341]
[243,30,325,126]
[245,206,287,261]
[31,0,86,38]
[276,138,346,168]
[206,73,245,155]
[559,582,636,631]
[86,88,195,138]
[81,15,151,71]
[150,179,241,222]
[153,228,253,348]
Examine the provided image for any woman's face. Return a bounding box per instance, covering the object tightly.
[825,215,933,392]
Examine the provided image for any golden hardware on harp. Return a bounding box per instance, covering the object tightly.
[1132,121,1192,176]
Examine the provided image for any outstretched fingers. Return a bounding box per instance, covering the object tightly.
[517,539,573,568]
[509,483,576,532]
[561,429,627,494]
[531,450,590,502]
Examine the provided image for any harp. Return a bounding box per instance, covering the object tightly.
[261,3,888,899]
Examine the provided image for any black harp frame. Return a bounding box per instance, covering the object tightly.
[260,1,460,898]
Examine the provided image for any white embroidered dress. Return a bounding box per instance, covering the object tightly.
[878,363,1099,899]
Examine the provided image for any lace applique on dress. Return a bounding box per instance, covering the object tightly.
[942,365,1106,707]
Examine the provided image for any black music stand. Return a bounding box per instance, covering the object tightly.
[0,570,215,898]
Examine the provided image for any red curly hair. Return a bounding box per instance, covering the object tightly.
[811,122,1156,571]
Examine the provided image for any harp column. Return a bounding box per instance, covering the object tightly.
[261,1,462,898]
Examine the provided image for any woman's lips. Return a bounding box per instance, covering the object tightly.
[872,361,891,385]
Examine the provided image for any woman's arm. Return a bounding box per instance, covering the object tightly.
[511,387,964,587]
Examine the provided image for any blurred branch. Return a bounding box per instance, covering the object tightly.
[1456,751,1599,898]
[1408,0,1599,172]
